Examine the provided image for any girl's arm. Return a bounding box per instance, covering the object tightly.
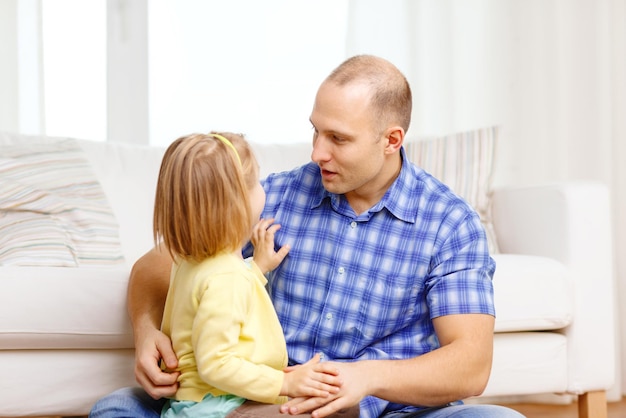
[193,273,340,403]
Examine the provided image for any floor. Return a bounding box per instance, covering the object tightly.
[31,398,626,418]
[503,397,626,418]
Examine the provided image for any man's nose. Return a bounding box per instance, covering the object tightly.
[311,136,330,163]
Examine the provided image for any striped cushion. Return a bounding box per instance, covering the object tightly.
[405,126,499,253]
[0,138,124,266]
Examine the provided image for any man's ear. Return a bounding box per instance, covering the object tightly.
[384,126,405,155]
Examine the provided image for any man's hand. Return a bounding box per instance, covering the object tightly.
[280,361,367,418]
[251,218,290,273]
[128,246,178,400]
[134,325,180,400]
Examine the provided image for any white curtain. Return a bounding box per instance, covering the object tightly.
[346,0,626,397]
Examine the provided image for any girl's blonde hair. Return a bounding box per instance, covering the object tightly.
[153,132,259,262]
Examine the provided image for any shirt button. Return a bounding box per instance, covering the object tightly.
[350,221,357,228]
[326,313,333,320]
[338,267,345,274]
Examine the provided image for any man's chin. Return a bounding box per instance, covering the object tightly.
[321,180,345,195]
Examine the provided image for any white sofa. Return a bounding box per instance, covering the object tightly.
[0,132,617,418]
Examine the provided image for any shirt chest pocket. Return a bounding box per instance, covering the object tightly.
[355,274,424,339]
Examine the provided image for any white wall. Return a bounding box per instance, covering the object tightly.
[610,0,626,397]
[146,0,349,147]
[0,0,19,133]
[107,0,148,145]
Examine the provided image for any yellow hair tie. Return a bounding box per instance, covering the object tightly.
[210,133,241,166]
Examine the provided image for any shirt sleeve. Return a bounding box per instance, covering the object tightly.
[191,272,284,403]
[427,208,496,318]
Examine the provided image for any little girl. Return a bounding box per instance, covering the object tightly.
[153,132,341,418]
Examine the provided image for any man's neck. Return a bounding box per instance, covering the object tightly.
[345,154,403,215]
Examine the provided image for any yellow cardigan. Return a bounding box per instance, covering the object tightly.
[161,252,288,404]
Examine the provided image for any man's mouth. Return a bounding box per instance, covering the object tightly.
[320,167,336,180]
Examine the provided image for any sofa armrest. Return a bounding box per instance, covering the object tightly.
[491,181,616,393]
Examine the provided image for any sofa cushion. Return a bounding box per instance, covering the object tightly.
[492,254,573,332]
[0,255,570,350]
[482,332,568,397]
[0,211,78,266]
[0,266,134,349]
[0,134,124,266]
[405,126,499,254]
[77,139,167,263]
[0,349,135,417]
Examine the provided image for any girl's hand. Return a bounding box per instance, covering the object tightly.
[281,361,364,417]
[280,353,343,399]
[251,218,290,273]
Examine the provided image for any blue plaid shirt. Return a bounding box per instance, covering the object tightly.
[243,148,495,418]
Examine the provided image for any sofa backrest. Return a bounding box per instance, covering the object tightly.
[1,128,499,265]
[79,139,313,264]
[78,139,166,264]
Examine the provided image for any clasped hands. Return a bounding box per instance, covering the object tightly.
[281,359,365,418]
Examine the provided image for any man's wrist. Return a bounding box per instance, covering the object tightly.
[132,314,160,344]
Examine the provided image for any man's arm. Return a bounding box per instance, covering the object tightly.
[281,313,495,417]
[127,245,179,399]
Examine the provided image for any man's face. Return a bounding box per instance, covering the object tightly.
[309,81,389,203]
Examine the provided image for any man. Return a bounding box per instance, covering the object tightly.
[90,55,523,418]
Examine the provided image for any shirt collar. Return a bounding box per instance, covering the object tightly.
[311,147,418,224]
